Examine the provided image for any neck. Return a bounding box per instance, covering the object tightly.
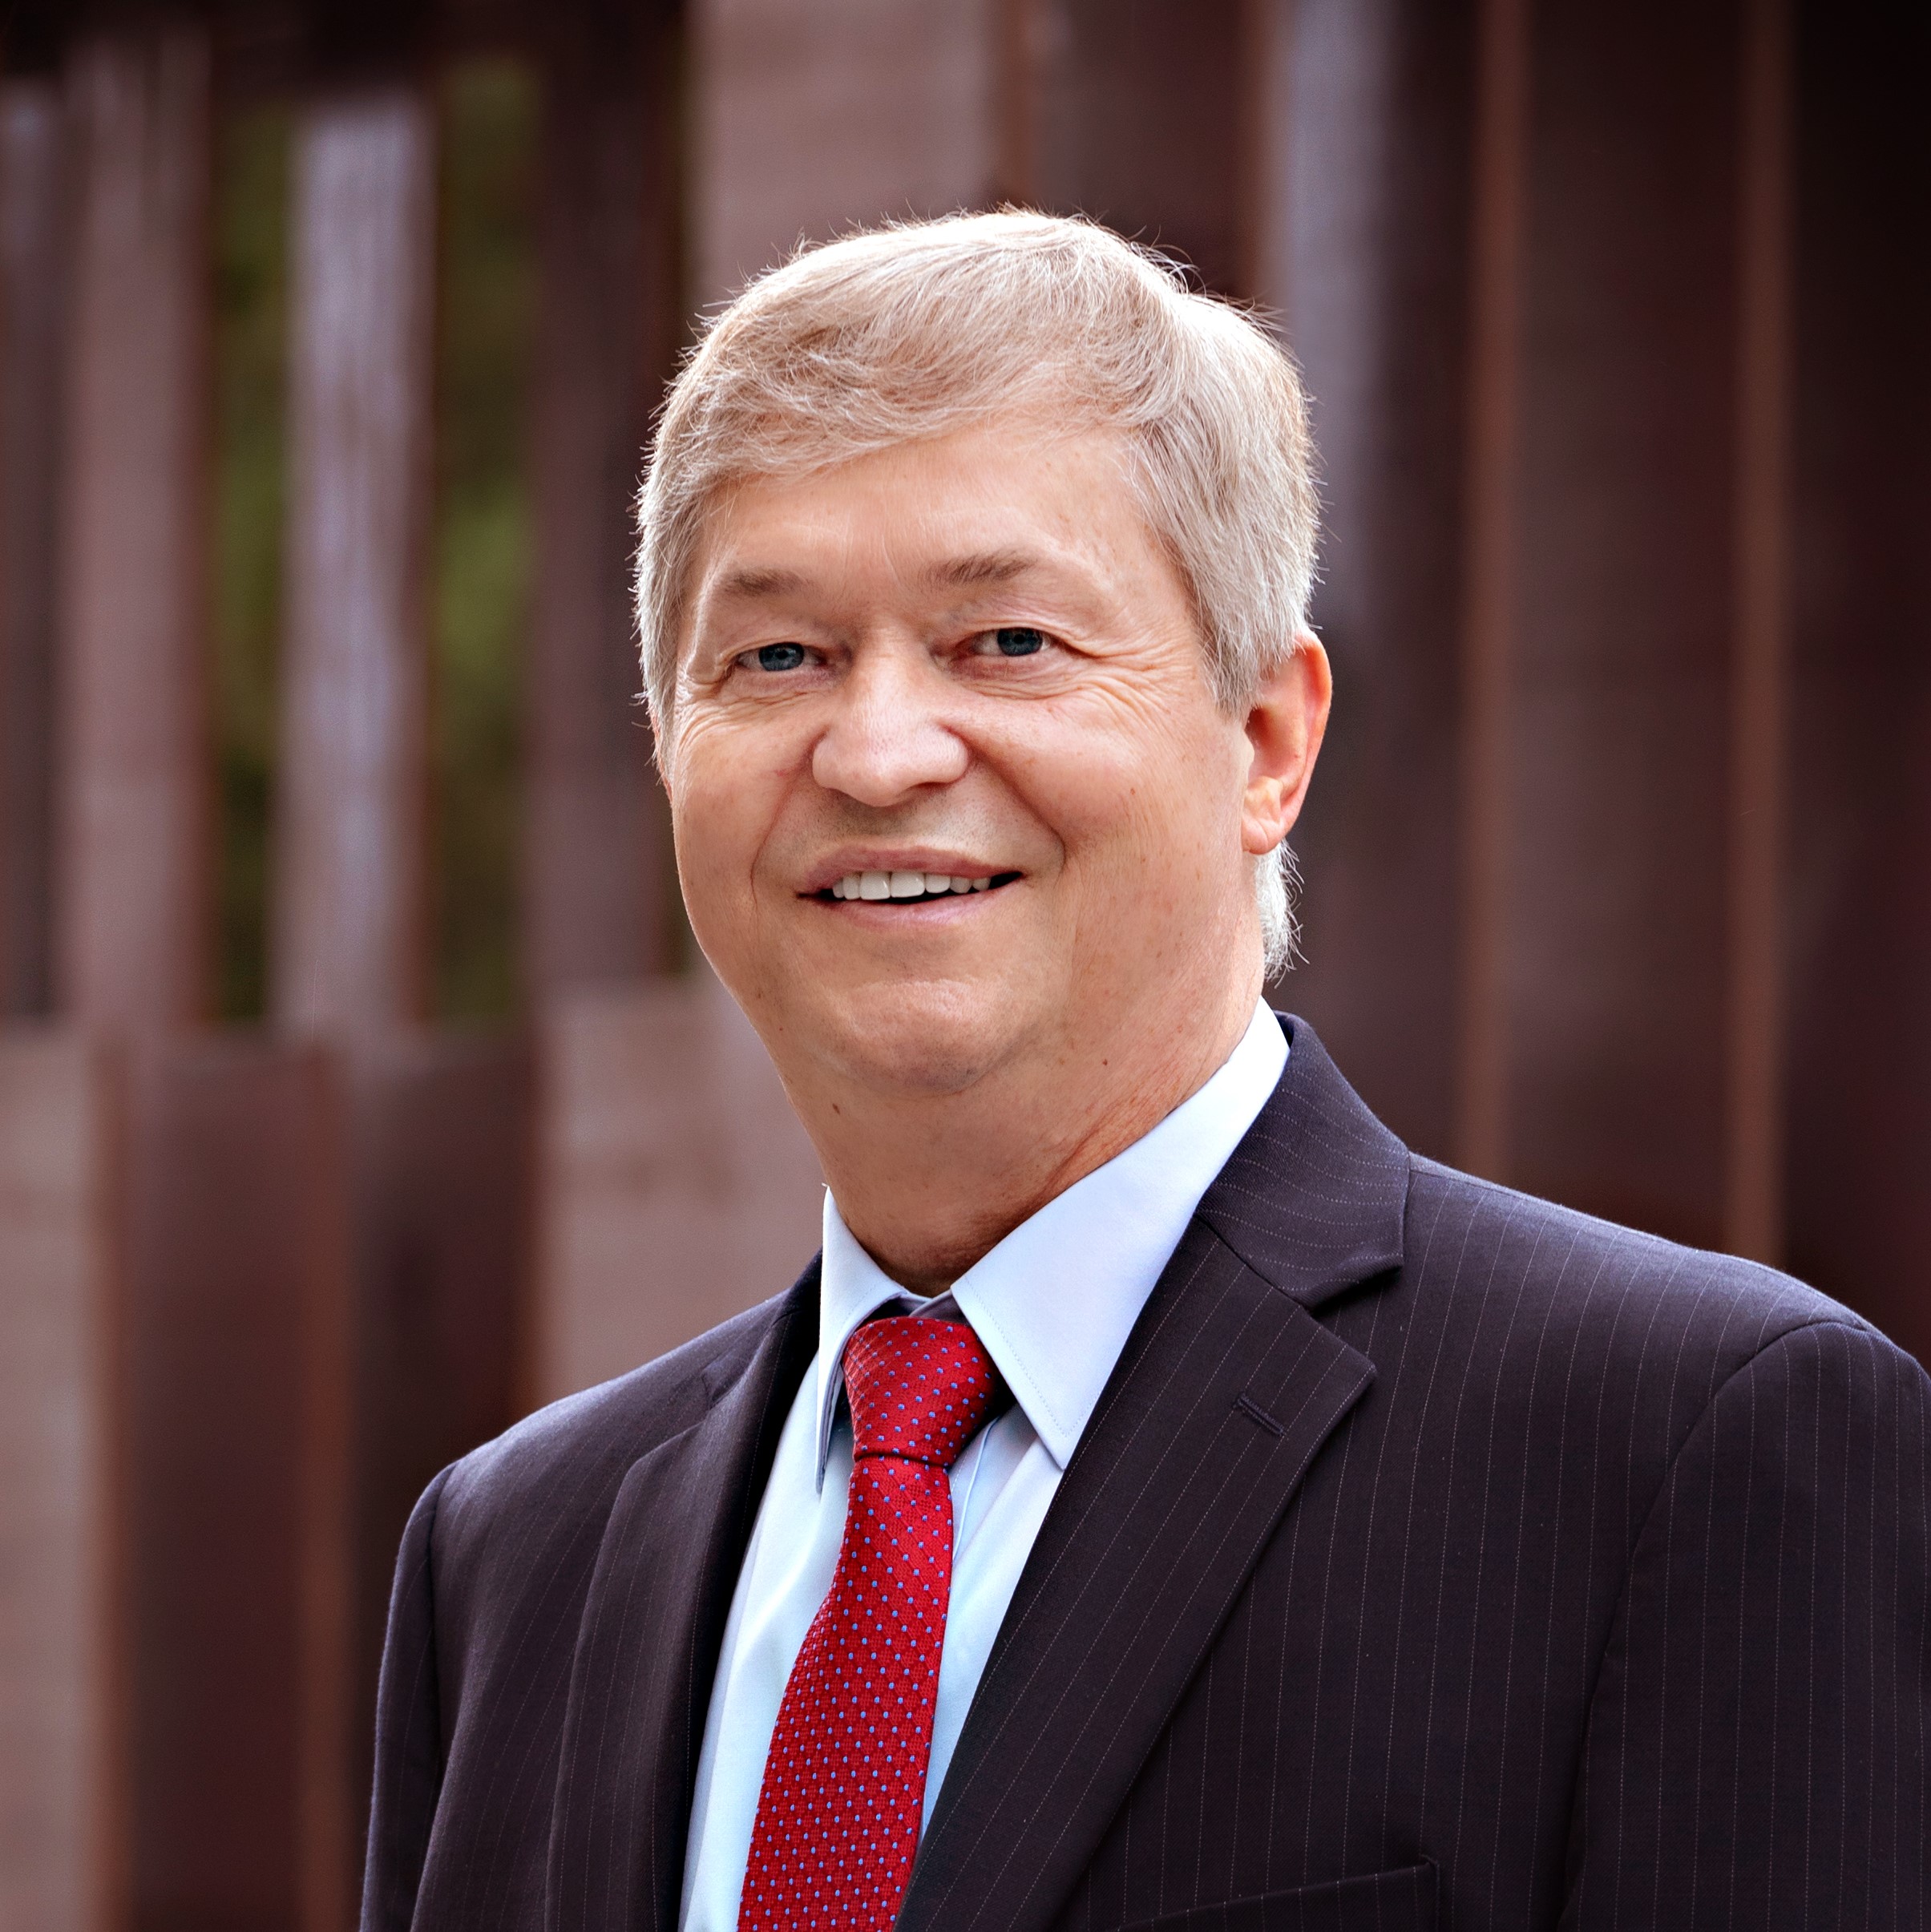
[795,977,1261,1296]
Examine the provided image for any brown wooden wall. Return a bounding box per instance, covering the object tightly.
[0,0,1925,1925]
[1275,0,1929,1371]
[1782,0,1931,1364]
[120,1041,353,1932]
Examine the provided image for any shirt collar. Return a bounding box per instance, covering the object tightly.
[815,1000,1288,1481]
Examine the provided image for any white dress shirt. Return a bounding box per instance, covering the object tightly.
[678,1002,1288,1932]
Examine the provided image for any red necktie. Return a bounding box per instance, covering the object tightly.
[737,1316,1000,1932]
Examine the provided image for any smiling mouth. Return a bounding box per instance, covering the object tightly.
[812,869,1023,904]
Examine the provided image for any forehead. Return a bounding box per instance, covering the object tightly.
[685,419,1157,612]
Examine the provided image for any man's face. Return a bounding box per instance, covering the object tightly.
[665,419,1271,1102]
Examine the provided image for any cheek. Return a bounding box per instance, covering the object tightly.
[996,698,1240,887]
[669,728,786,922]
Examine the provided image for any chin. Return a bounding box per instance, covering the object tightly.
[802,976,1026,1098]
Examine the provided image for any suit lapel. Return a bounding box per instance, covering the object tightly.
[544,1271,818,1932]
[899,1016,1408,1932]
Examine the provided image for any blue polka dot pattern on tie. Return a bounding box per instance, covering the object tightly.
[737,1316,999,1932]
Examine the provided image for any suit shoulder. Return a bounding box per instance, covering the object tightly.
[1400,1151,1883,1372]
[433,1288,797,1552]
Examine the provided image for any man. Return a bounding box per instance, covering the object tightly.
[365,213,1929,1932]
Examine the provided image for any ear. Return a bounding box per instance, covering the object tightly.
[1241,633,1331,858]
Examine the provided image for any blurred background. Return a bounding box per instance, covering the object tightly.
[0,0,1925,1924]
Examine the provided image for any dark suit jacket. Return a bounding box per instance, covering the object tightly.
[363,1017,1931,1932]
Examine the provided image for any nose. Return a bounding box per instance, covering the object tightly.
[810,645,969,806]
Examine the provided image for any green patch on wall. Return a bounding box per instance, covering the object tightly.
[432,57,538,1025]
[208,62,539,1027]
[211,103,289,1024]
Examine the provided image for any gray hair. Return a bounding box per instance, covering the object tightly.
[635,210,1319,972]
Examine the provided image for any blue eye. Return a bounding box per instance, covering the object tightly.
[995,628,1045,657]
[753,643,807,672]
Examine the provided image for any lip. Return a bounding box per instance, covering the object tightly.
[817,887,1009,920]
[798,850,1015,895]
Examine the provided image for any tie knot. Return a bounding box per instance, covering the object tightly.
[841,1316,998,1469]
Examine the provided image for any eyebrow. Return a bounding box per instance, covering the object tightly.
[925,549,1040,589]
[713,550,1044,601]
[715,564,809,600]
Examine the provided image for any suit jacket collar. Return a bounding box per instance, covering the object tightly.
[899,1013,1408,1932]
[1196,1012,1411,1309]
[544,1267,819,1932]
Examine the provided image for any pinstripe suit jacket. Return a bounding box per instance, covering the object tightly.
[363,1016,1931,1932]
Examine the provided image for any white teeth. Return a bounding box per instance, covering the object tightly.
[830,868,999,900]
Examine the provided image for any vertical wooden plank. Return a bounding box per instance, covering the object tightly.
[0,84,65,1020]
[58,28,212,1031]
[1723,0,1792,1264]
[0,1032,122,1932]
[1021,0,1247,296]
[526,6,677,994]
[208,102,293,1027]
[1238,0,1294,311]
[1783,0,1931,1360]
[692,0,999,306]
[532,976,822,1405]
[992,0,1040,205]
[1259,0,1477,1159]
[121,1039,352,1932]
[1496,2,1743,1248]
[342,1034,531,1841]
[274,90,435,1036]
[1452,0,1527,1179]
